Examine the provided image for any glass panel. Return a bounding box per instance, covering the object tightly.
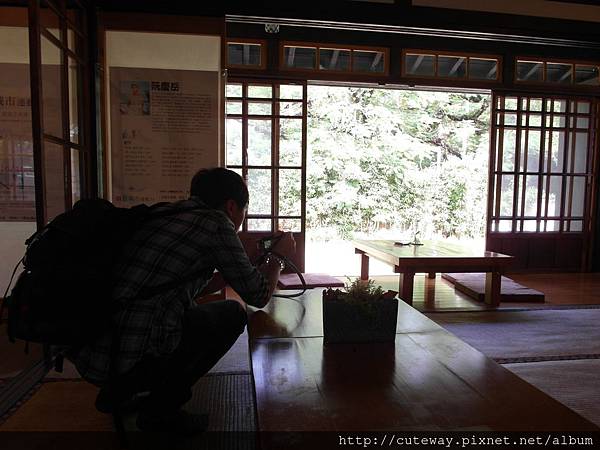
[516,61,543,82]
[247,218,272,231]
[546,63,572,84]
[247,120,272,166]
[319,48,350,71]
[353,50,385,73]
[550,131,566,172]
[280,101,302,117]
[247,169,271,215]
[552,115,566,128]
[570,176,585,217]
[226,118,242,166]
[576,117,589,129]
[437,55,466,78]
[248,85,272,98]
[41,35,63,139]
[547,176,563,216]
[553,100,567,113]
[504,97,518,110]
[40,1,61,41]
[279,119,302,166]
[572,132,588,173]
[524,175,538,216]
[279,169,302,216]
[503,113,517,126]
[278,218,301,232]
[70,148,80,205]
[405,54,434,76]
[528,114,542,127]
[468,58,497,80]
[43,141,65,220]
[68,56,80,144]
[526,130,541,172]
[499,175,514,216]
[284,46,316,70]
[530,99,543,112]
[570,220,583,232]
[575,65,599,86]
[280,84,303,100]
[248,102,272,115]
[576,101,590,113]
[523,220,537,232]
[545,220,559,232]
[516,175,523,217]
[226,101,242,115]
[226,84,242,97]
[498,220,512,232]
[227,43,262,66]
[501,129,516,171]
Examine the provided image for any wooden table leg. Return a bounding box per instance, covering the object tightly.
[360,253,369,281]
[399,271,415,305]
[485,271,501,307]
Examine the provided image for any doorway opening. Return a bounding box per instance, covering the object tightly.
[305,85,492,275]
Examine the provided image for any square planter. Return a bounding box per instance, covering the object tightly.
[322,294,398,344]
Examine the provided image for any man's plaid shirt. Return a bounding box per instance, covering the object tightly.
[72,198,269,385]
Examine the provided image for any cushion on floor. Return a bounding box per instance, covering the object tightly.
[278,273,344,290]
[441,272,544,302]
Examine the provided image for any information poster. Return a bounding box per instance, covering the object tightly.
[0,63,34,221]
[109,67,220,207]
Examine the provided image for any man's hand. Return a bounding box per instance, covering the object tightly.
[271,232,296,258]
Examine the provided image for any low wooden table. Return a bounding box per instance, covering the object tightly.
[353,239,513,306]
[248,289,598,448]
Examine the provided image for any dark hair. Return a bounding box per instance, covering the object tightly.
[190,167,249,209]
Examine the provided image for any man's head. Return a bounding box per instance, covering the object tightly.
[190,167,249,230]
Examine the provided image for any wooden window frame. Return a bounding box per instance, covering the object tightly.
[401,49,502,82]
[225,38,267,70]
[280,41,390,76]
[515,56,600,88]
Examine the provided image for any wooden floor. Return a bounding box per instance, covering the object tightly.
[361,272,600,312]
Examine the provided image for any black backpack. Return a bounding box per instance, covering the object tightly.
[1,198,196,347]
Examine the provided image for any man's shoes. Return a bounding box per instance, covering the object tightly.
[136,409,209,436]
[95,387,148,414]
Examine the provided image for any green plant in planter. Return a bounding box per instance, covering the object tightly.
[322,279,398,344]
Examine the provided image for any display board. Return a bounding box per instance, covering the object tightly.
[109,67,219,206]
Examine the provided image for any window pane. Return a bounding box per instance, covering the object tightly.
[284,46,316,70]
[526,130,541,172]
[553,100,567,113]
[319,48,350,71]
[569,176,585,217]
[528,114,542,127]
[529,99,543,112]
[576,117,589,129]
[498,219,512,232]
[524,175,538,216]
[501,129,516,171]
[551,115,566,128]
[499,175,514,216]
[504,97,518,110]
[247,169,271,214]
[570,220,583,232]
[546,63,572,84]
[573,132,588,173]
[437,56,466,78]
[280,119,302,166]
[545,176,563,216]
[545,220,559,232]
[226,84,242,97]
[280,84,303,100]
[575,65,599,86]
[226,118,242,166]
[353,50,385,73]
[248,120,271,166]
[248,102,272,115]
[500,113,517,126]
[468,58,497,80]
[516,61,543,82]
[247,218,272,231]
[279,169,302,216]
[248,85,272,98]
[227,43,261,66]
[278,218,301,232]
[522,220,537,232]
[550,131,566,172]
[226,101,242,115]
[405,54,434,76]
[280,101,302,117]
[43,141,65,220]
[41,35,63,139]
[68,57,80,144]
[71,148,80,205]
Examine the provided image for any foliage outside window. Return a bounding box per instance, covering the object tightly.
[403,50,500,82]
[515,58,600,86]
[282,42,388,75]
